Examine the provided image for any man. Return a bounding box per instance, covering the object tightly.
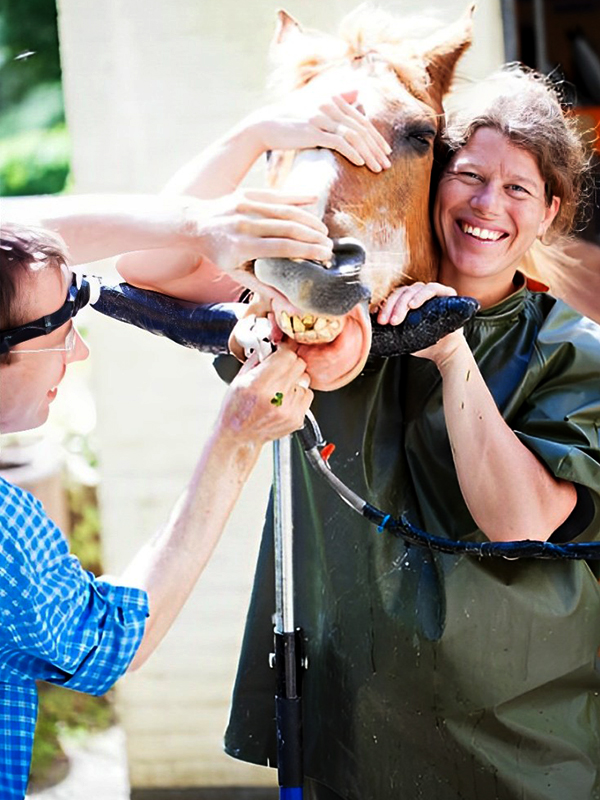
[0,222,313,799]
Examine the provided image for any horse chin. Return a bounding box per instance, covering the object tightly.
[293,303,371,392]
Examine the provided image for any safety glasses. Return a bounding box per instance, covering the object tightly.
[0,273,94,355]
[12,324,78,355]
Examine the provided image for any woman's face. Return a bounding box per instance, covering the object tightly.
[433,127,560,299]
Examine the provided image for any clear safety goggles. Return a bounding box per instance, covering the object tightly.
[13,323,78,355]
[0,273,99,355]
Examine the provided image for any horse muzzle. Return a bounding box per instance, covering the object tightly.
[254,237,371,319]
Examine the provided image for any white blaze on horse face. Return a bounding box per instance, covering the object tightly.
[363,223,410,309]
[279,149,339,221]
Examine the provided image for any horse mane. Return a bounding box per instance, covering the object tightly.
[522,239,600,325]
[268,5,451,102]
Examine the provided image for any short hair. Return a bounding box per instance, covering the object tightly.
[440,65,592,239]
[0,223,70,362]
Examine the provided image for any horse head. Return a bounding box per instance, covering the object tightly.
[241,6,474,389]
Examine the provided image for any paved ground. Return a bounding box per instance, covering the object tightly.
[27,727,129,800]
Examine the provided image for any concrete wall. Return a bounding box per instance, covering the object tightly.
[56,0,505,789]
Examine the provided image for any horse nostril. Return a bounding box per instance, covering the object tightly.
[254,237,370,317]
[332,238,367,277]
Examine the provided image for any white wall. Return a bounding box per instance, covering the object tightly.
[56,0,505,789]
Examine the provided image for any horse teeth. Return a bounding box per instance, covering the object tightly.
[302,314,314,327]
[300,330,318,342]
[330,319,341,331]
[279,311,293,335]
[314,317,327,331]
[292,315,306,333]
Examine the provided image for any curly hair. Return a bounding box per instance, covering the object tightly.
[0,223,69,362]
[439,65,592,238]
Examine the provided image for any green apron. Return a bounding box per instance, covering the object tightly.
[225,287,600,800]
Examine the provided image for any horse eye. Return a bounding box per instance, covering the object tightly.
[407,131,435,152]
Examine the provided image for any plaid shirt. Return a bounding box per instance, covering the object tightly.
[0,477,149,798]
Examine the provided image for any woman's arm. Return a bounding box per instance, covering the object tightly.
[430,333,576,542]
[378,282,577,542]
[116,91,391,300]
[163,91,391,200]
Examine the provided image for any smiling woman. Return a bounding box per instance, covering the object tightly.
[226,63,600,800]
[433,127,561,307]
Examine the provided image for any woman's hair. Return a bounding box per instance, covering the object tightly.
[0,223,69,363]
[439,64,592,238]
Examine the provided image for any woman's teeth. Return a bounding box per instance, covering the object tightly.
[278,310,341,344]
[460,222,505,241]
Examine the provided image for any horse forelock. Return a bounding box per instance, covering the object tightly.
[269,5,449,110]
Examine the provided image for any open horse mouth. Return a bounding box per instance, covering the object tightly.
[255,238,370,345]
[276,310,343,345]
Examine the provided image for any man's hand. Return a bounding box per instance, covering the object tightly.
[116,189,333,303]
[218,345,313,444]
[194,189,333,273]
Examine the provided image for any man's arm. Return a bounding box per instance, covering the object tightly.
[3,193,215,265]
[113,346,311,670]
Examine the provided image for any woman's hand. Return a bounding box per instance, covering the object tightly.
[248,90,392,172]
[377,281,457,325]
[376,281,467,365]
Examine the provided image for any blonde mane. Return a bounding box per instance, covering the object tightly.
[268,5,451,102]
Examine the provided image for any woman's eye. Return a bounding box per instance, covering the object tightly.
[507,184,529,195]
[460,172,481,182]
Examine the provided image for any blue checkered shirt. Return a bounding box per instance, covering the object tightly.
[0,476,149,798]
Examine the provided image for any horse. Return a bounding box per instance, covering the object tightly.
[231,5,475,389]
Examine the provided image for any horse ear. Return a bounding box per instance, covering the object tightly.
[421,3,475,104]
[272,9,304,46]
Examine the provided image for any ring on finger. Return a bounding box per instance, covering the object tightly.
[270,392,284,407]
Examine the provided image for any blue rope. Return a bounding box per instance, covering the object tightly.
[377,514,391,533]
[363,504,600,559]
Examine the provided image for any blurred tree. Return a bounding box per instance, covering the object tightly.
[0,0,62,118]
[0,0,70,194]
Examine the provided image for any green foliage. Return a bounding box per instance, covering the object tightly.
[0,81,65,137]
[68,483,104,577]
[0,123,70,195]
[0,0,62,113]
[0,0,71,195]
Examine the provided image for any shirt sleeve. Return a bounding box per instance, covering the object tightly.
[0,481,149,695]
[511,303,600,543]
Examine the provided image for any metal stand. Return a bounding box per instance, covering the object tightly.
[272,435,305,799]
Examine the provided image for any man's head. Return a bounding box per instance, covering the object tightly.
[0,223,89,434]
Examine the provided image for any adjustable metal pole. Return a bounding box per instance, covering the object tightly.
[272,434,304,799]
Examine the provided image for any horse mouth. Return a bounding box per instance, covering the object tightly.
[276,310,343,344]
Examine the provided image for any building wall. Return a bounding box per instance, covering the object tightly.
[56,0,505,789]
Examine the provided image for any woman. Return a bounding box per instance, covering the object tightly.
[221,68,600,800]
[119,66,600,798]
